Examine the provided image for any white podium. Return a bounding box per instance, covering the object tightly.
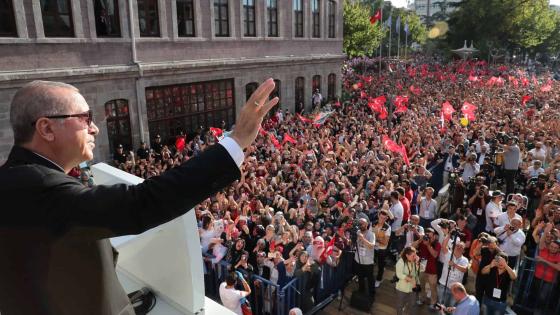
[91,163,235,315]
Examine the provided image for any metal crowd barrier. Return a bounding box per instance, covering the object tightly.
[512,257,560,315]
[203,251,355,315]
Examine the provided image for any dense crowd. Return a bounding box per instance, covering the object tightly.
[105,55,560,315]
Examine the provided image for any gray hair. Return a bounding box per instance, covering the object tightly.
[288,308,303,315]
[10,80,79,144]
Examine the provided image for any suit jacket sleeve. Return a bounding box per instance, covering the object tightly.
[41,144,241,239]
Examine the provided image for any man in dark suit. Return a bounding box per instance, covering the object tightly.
[0,79,279,315]
[442,145,460,186]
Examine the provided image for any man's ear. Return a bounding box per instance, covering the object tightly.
[34,118,56,142]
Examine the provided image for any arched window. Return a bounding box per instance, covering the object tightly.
[105,99,132,153]
[245,82,259,101]
[295,77,305,112]
[328,73,336,100]
[312,75,321,93]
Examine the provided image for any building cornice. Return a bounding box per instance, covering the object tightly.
[0,54,346,87]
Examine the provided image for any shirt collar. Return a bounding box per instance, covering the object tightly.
[31,151,66,172]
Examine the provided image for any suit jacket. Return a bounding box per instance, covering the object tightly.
[441,153,460,170]
[0,145,241,315]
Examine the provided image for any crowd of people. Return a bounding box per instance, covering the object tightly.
[104,55,560,315]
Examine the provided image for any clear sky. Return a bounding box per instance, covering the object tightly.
[389,0,560,8]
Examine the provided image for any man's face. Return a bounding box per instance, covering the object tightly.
[50,89,98,165]
[549,242,560,254]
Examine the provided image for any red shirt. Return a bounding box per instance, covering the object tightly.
[418,241,441,275]
[405,188,414,206]
[535,248,560,283]
[400,197,411,223]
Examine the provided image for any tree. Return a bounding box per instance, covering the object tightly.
[446,0,559,56]
[343,0,384,57]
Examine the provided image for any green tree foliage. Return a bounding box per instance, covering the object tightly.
[343,0,384,57]
[446,0,558,54]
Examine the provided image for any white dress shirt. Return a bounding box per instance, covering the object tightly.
[495,212,522,228]
[219,137,245,168]
[485,201,502,232]
[494,226,526,257]
[389,201,404,231]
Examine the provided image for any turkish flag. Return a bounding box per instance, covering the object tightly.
[319,237,336,264]
[407,67,416,77]
[521,95,532,106]
[269,133,282,149]
[382,135,410,166]
[367,95,386,113]
[394,95,409,114]
[521,77,529,87]
[370,10,381,24]
[209,127,223,139]
[360,91,368,99]
[270,240,276,252]
[540,83,552,92]
[468,74,479,82]
[378,105,388,120]
[175,137,185,152]
[461,102,477,121]
[297,113,313,123]
[282,133,297,145]
[442,101,455,121]
[409,85,421,96]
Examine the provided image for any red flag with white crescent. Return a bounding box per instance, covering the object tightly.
[442,101,455,121]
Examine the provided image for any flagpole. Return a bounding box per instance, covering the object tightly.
[405,23,408,60]
[378,5,383,76]
[397,18,401,60]
[388,9,392,59]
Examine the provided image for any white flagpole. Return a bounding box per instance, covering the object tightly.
[379,5,383,76]
[388,10,392,58]
[405,23,408,60]
[397,19,401,60]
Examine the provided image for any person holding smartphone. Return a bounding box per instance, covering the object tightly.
[480,253,517,315]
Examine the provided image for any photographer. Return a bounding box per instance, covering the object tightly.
[503,136,521,196]
[485,191,504,233]
[495,201,522,228]
[372,210,392,288]
[438,237,468,307]
[396,215,425,248]
[471,234,500,302]
[468,185,489,236]
[480,253,517,315]
[460,153,480,183]
[494,217,526,269]
[395,246,421,315]
[354,218,376,298]
[436,283,479,315]
[413,228,441,308]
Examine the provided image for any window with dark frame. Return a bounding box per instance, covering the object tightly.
[214,0,229,37]
[137,0,160,37]
[40,0,74,37]
[328,73,336,100]
[0,0,17,37]
[177,0,195,37]
[293,0,303,37]
[105,99,132,154]
[328,0,335,38]
[245,82,258,101]
[243,0,256,37]
[146,79,235,143]
[295,77,305,108]
[94,0,121,37]
[311,0,320,38]
[267,0,278,37]
[312,75,321,93]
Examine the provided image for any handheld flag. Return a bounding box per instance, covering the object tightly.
[442,101,455,121]
[461,102,478,121]
[521,95,532,106]
[209,127,224,139]
[370,10,381,24]
[175,137,185,152]
[282,133,297,145]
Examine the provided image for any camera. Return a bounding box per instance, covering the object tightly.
[479,237,490,244]
[509,226,516,232]
[423,235,430,241]
[438,221,450,229]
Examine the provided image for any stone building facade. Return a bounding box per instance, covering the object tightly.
[0,0,344,163]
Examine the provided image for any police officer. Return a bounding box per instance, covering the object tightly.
[152,134,163,160]
[113,144,127,166]
[136,141,150,160]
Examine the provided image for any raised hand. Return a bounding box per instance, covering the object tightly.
[230,78,279,149]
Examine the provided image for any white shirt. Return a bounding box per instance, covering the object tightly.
[495,212,522,228]
[389,201,404,231]
[431,219,462,263]
[461,162,480,182]
[219,282,249,315]
[485,201,502,232]
[219,137,245,168]
[527,167,545,178]
[494,226,526,256]
[439,252,468,287]
[475,141,490,154]
[419,197,437,220]
[529,147,547,162]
